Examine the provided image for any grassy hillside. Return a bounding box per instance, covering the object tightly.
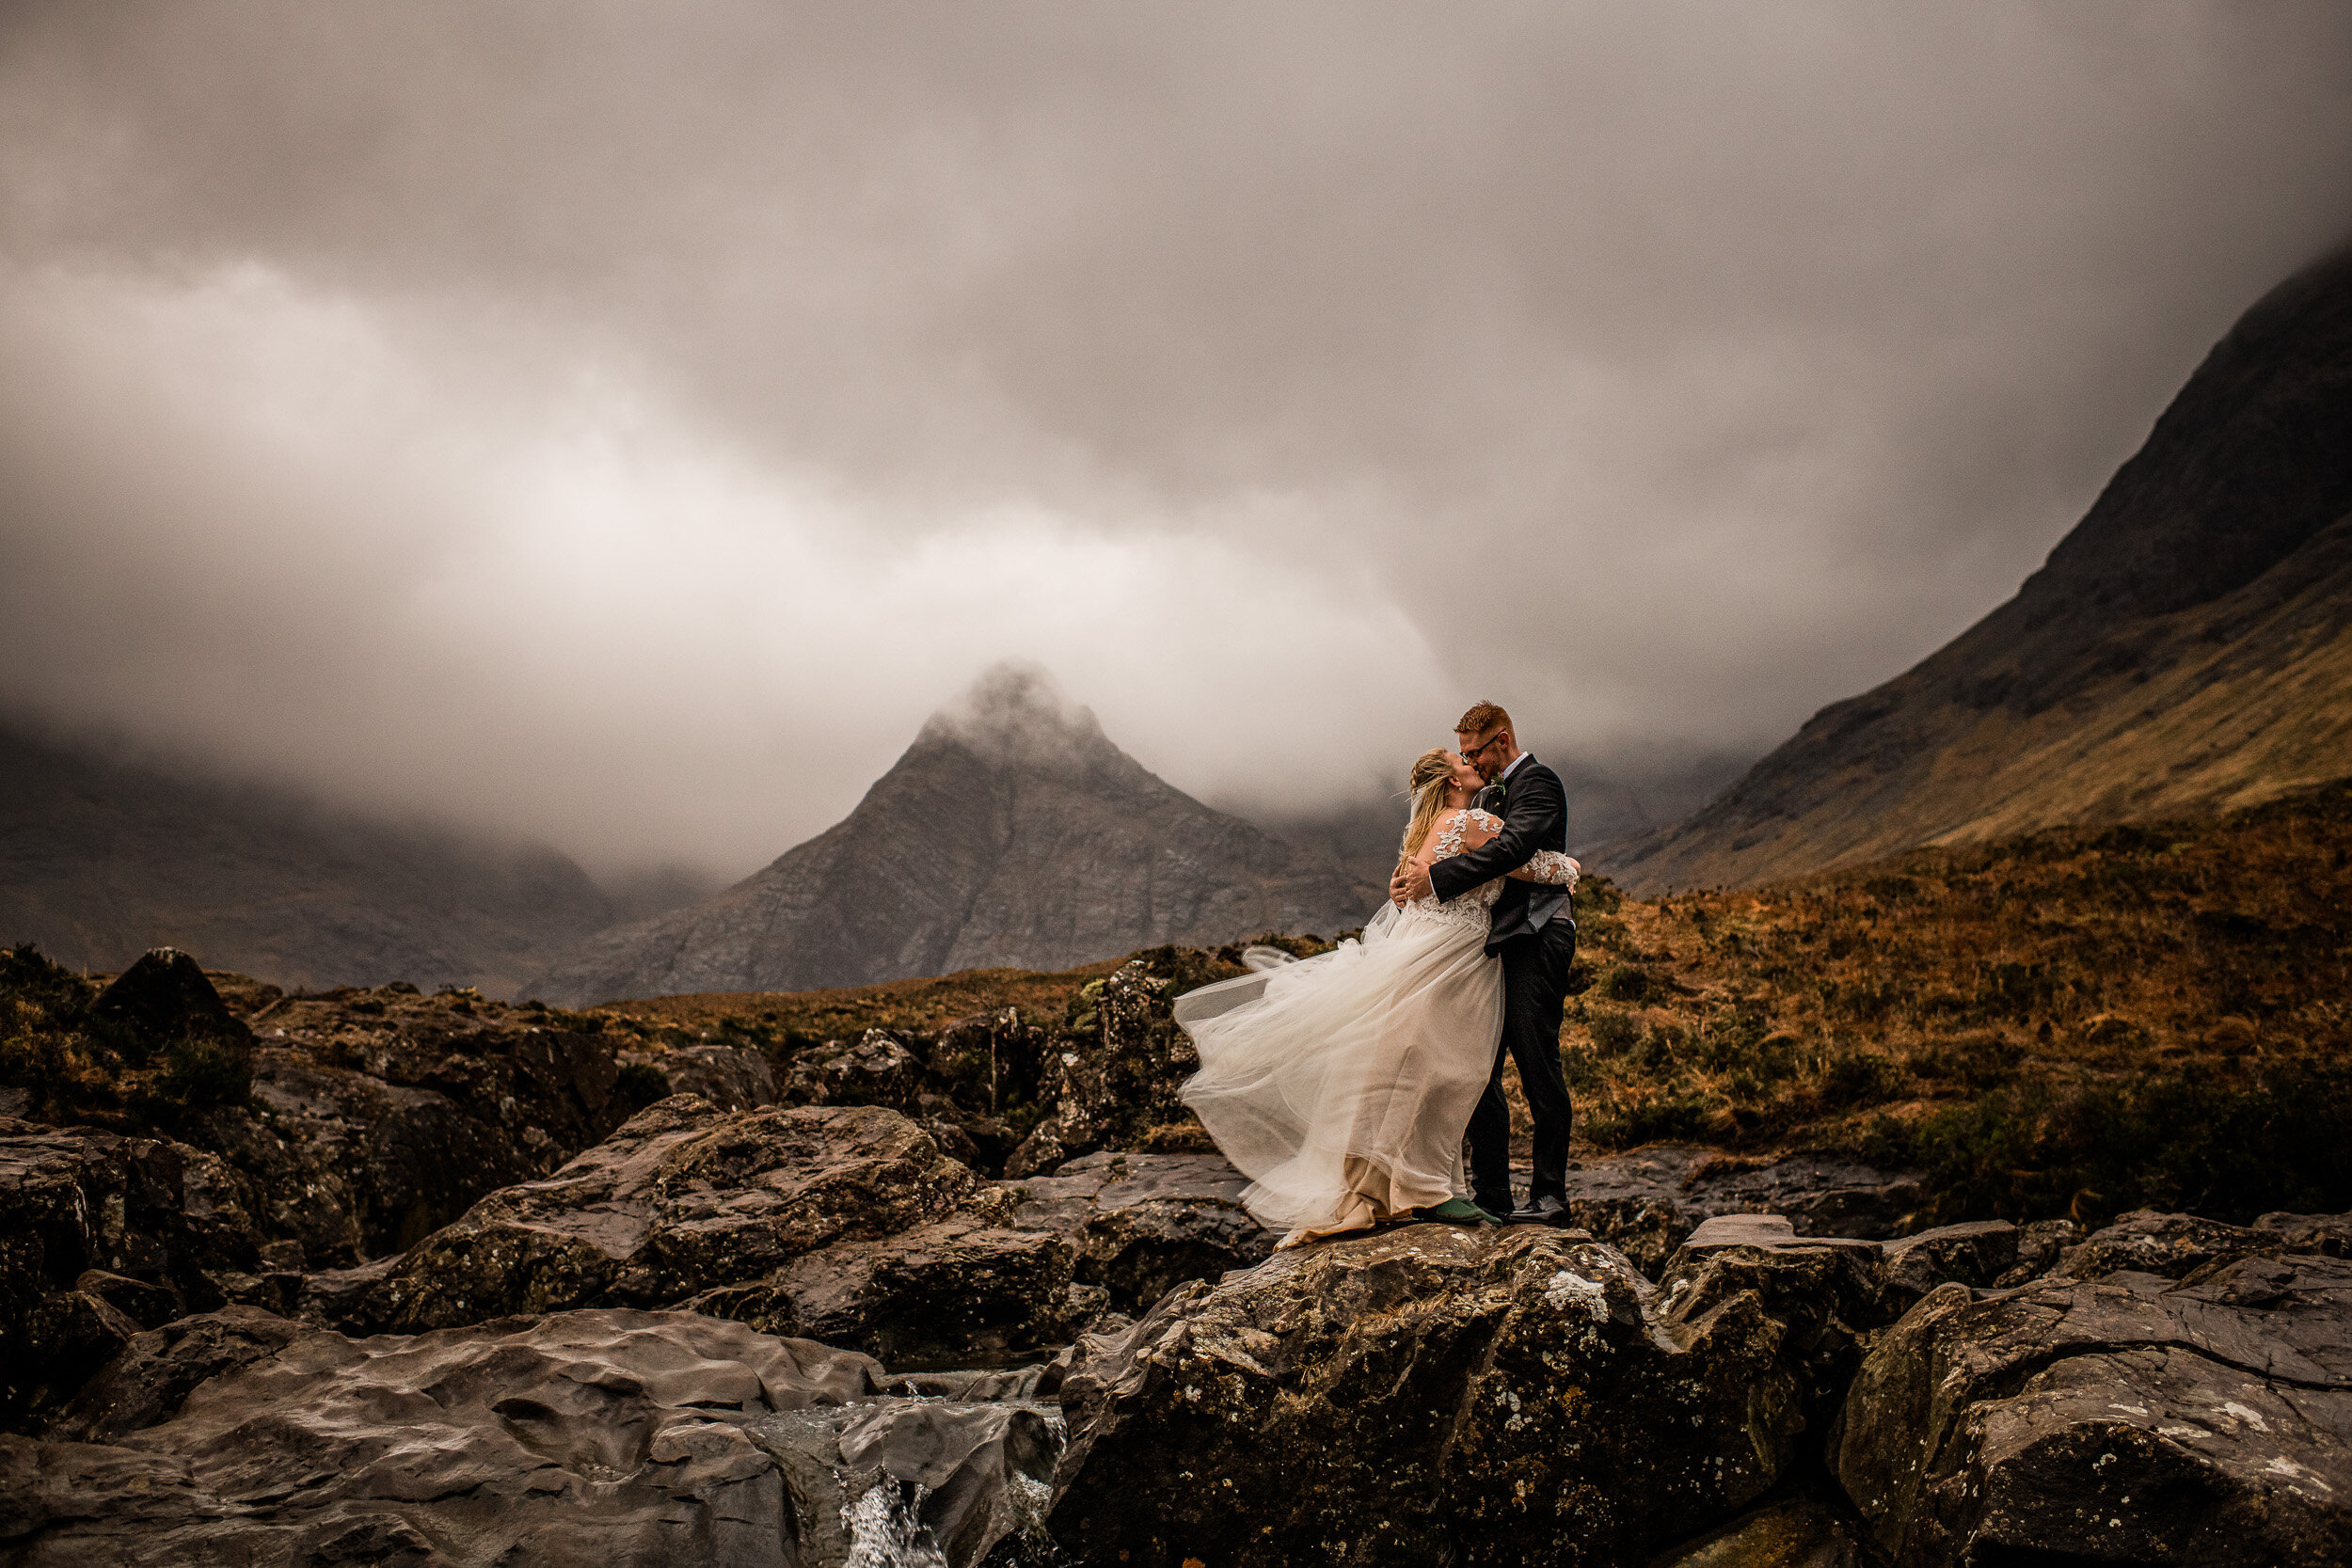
[1567,781,2352,1224]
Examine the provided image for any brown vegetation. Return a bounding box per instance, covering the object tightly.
[1566,781,2352,1224]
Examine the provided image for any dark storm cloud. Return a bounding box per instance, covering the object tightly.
[1,2,2347,871]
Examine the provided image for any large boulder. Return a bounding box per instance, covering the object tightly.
[1833,1250,2352,1566]
[652,1041,777,1112]
[87,948,251,1060]
[3,1307,1061,1567]
[1049,1221,1879,1565]
[1012,1149,1278,1310]
[777,1029,924,1112]
[369,1097,977,1334]
[679,1213,1082,1370]
[204,1049,556,1268]
[0,1119,262,1430]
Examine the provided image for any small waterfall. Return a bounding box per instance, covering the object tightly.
[842,1480,949,1568]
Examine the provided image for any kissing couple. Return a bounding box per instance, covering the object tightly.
[1175,702,1581,1246]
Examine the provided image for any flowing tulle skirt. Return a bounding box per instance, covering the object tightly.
[1175,904,1503,1242]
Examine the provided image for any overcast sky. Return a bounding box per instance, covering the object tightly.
[3,1,2348,876]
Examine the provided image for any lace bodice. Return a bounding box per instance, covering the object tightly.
[1406,810,1579,930]
[1409,810,1504,930]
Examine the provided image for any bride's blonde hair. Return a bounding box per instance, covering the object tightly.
[1397,748,1458,872]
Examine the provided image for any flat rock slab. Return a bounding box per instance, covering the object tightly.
[1050,1219,1874,1566]
[1834,1252,2352,1566]
[5,1307,1058,1568]
[1562,1146,1922,1275]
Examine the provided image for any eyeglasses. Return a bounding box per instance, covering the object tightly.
[1464,731,1508,760]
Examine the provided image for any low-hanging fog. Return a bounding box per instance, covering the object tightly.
[3,2,2348,879]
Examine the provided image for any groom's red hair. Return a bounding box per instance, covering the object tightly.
[1455,701,1512,739]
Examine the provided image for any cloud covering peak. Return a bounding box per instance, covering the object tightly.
[1,2,2347,875]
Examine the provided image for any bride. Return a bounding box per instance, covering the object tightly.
[1175,748,1580,1244]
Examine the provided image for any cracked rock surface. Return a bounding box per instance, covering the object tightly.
[1833,1250,2352,1566]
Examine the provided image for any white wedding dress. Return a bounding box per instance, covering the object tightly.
[1175,808,1578,1243]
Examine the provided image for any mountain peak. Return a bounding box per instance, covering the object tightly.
[536,662,1379,1002]
[917,661,1116,769]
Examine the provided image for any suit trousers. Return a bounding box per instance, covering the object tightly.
[1466,915,1578,1212]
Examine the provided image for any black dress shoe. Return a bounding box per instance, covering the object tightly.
[1506,1195,1570,1226]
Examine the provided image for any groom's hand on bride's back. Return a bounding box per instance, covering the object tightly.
[1391,862,1434,905]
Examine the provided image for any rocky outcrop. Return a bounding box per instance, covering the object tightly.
[1834,1250,2352,1566]
[1049,1221,1880,1566]
[679,1213,1082,1370]
[368,1097,982,1333]
[2049,1206,2301,1282]
[4,954,653,1271]
[534,664,1375,1005]
[1005,946,1238,1175]
[777,1028,924,1111]
[201,1035,617,1268]
[1876,1218,2019,1314]
[0,1119,262,1430]
[4,1307,1060,1567]
[345,1097,1270,1368]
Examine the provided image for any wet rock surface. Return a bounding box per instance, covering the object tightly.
[3,1307,1060,1568]
[1651,1496,1864,1568]
[1049,1221,1876,1567]
[1559,1144,1926,1275]
[1834,1251,2352,1567]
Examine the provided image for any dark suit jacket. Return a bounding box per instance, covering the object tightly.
[1425,754,1573,953]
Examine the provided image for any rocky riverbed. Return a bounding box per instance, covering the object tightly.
[3,951,2347,1563]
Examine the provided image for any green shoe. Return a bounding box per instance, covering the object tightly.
[1417,1197,1502,1227]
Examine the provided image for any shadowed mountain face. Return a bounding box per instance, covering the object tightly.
[535,670,1383,1006]
[0,725,622,995]
[1607,247,2352,893]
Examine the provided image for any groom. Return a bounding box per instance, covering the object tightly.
[1389,701,1578,1226]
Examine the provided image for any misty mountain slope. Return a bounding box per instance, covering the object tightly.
[536,671,1383,1006]
[0,725,620,994]
[1249,746,1755,889]
[1608,246,2352,893]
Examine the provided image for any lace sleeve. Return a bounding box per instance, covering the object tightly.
[1519,850,1581,888]
[1427,809,1472,860]
[1467,808,1505,833]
